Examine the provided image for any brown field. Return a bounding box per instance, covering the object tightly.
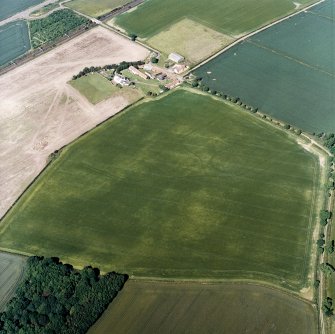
[88,280,318,334]
[0,252,26,311]
[0,26,149,219]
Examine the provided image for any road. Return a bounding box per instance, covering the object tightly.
[0,0,71,27]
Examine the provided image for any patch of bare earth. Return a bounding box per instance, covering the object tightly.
[0,26,149,219]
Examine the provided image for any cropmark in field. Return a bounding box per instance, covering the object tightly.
[0,89,322,291]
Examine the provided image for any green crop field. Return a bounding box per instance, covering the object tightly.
[0,0,44,21]
[88,281,318,334]
[0,21,31,67]
[195,2,335,134]
[0,252,26,312]
[29,9,90,48]
[0,90,321,290]
[70,73,120,104]
[66,0,130,17]
[114,0,316,38]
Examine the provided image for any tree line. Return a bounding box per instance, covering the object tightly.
[0,256,127,334]
[72,60,145,80]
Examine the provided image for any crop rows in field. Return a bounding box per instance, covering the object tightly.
[89,281,318,334]
[0,21,31,66]
[195,0,335,133]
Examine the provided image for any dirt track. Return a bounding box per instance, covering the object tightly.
[0,26,149,219]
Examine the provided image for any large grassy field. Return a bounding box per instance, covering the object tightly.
[88,281,318,334]
[0,20,31,66]
[0,90,321,289]
[66,0,130,17]
[0,0,44,21]
[70,73,120,104]
[0,252,26,312]
[195,2,335,134]
[114,0,316,38]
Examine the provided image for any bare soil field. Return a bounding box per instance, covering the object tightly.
[0,252,26,312]
[88,280,318,334]
[0,26,149,219]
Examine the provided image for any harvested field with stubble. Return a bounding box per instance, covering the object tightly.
[0,90,322,291]
[0,252,26,312]
[0,26,149,220]
[146,18,235,65]
[88,281,318,334]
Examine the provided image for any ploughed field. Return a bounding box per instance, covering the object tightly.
[0,252,26,312]
[0,21,30,66]
[0,90,321,290]
[88,281,318,334]
[195,0,335,133]
[0,0,44,21]
[114,0,316,38]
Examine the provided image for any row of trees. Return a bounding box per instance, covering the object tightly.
[190,77,304,135]
[0,256,127,334]
[72,60,145,80]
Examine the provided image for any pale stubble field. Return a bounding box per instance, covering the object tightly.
[0,26,149,219]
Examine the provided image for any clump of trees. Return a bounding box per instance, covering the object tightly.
[320,210,332,226]
[322,297,334,317]
[323,133,335,154]
[0,256,127,334]
[30,9,91,48]
[129,33,137,41]
[320,262,335,276]
[72,60,145,80]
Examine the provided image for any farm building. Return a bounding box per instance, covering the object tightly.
[143,63,153,71]
[113,73,130,86]
[129,66,148,80]
[172,64,187,74]
[168,52,184,63]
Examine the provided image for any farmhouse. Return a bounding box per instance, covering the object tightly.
[129,66,148,80]
[113,73,130,86]
[168,52,185,63]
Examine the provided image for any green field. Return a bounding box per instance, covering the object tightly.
[66,0,130,17]
[30,3,60,17]
[29,9,90,48]
[0,89,321,289]
[114,0,316,38]
[89,281,318,334]
[70,73,120,104]
[0,252,26,312]
[195,2,335,133]
[0,0,44,21]
[0,21,31,66]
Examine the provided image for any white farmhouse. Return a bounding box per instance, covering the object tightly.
[168,52,185,63]
[113,73,130,86]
